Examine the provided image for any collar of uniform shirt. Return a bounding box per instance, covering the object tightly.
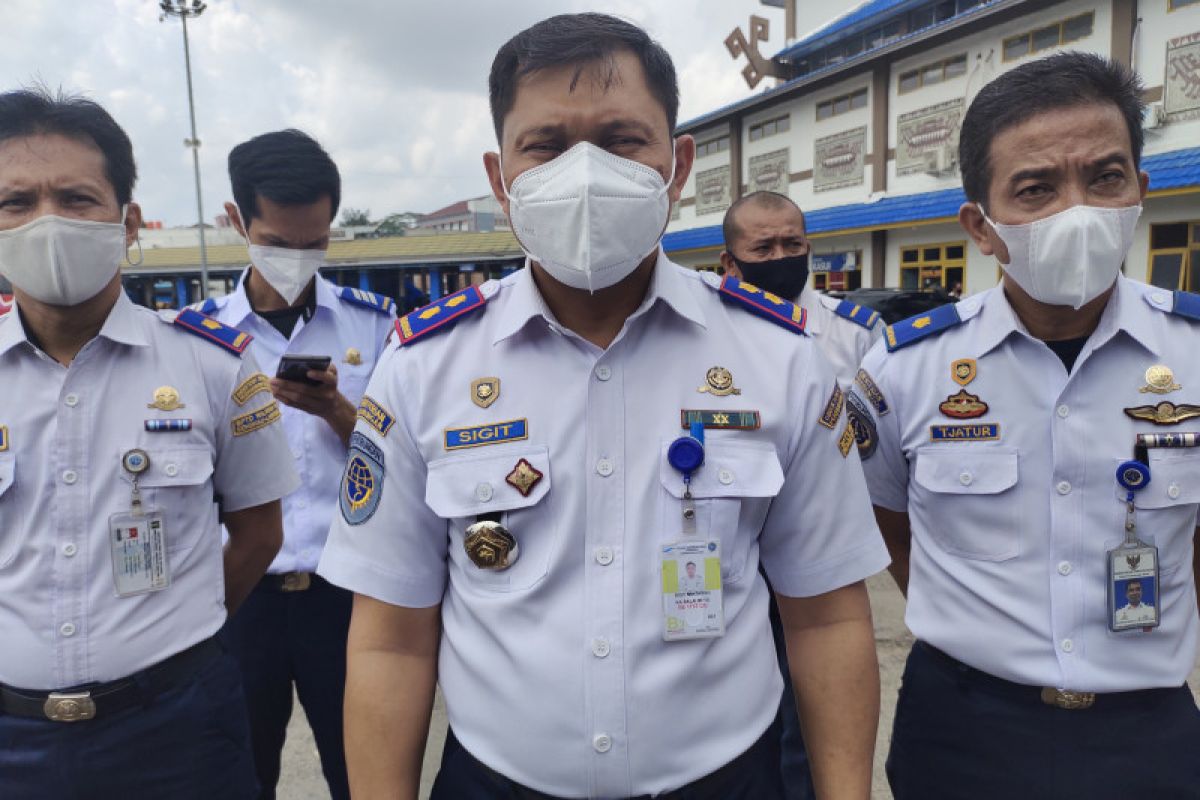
[224,265,334,330]
[798,284,823,333]
[491,247,707,346]
[0,290,148,358]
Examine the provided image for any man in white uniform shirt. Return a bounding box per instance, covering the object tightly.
[196,130,394,800]
[0,88,296,799]
[1115,581,1156,625]
[848,53,1200,798]
[319,13,890,800]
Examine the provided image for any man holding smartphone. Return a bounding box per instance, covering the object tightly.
[192,129,395,800]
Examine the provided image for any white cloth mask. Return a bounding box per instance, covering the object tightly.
[504,141,674,292]
[247,243,326,305]
[981,203,1141,309]
[0,212,128,306]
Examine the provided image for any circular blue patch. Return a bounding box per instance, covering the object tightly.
[667,435,705,475]
[1116,460,1150,492]
[341,433,385,525]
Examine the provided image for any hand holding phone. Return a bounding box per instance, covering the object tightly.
[276,354,333,386]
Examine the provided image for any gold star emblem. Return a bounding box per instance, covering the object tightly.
[912,317,932,329]
[148,386,185,411]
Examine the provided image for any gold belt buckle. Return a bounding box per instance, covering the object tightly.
[43,691,97,722]
[1040,687,1096,710]
[280,572,312,592]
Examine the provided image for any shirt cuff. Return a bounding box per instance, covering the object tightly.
[764,537,892,598]
[317,546,445,608]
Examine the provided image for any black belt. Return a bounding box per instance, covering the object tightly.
[0,636,222,723]
[449,722,775,800]
[260,571,319,592]
[917,641,1181,711]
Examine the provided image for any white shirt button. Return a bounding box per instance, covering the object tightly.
[592,733,612,753]
[594,546,614,566]
[1168,484,1181,500]
[475,483,494,502]
[60,622,76,637]
[718,468,734,485]
[596,458,614,477]
[62,470,78,485]
[1057,561,1072,576]
[64,393,79,407]
[1061,638,1074,653]
[62,543,77,557]
[164,463,179,477]
[591,638,611,658]
[1056,404,1070,418]
[959,472,973,486]
[595,365,612,381]
[1056,481,1071,495]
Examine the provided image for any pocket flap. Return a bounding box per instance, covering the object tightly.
[1125,450,1200,508]
[133,447,214,488]
[426,445,551,517]
[914,448,1019,495]
[658,440,784,499]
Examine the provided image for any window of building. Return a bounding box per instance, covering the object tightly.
[1002,12,1094,61]
[816,88,868,121]
[900,242,967,292]
[749,115,791,142]
[1148,221,1200,292]
[1171,0,1200,9]
[898,53,968,93]
[696,135,730,158]
[811,251,863,291]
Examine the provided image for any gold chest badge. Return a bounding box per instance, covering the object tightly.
[698,366,741,396]
[343,347,363,366]
[1139,365,1180,394]
[148,386,185,412]
[472,377,500,409]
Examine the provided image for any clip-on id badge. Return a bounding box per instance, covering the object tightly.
[109,449,170,597]
[1108,460,1160,632]
[661,423,725,641]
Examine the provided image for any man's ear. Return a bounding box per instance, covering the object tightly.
[483,152,509,217]
[719,251,742,279]
[958,202,1003,260]
[224,202,248,239]
[668,134,695,203]
[123,202,143,248]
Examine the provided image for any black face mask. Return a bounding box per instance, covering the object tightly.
[730,253,809,302]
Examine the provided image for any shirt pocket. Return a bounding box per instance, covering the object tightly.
[0,453,19,569]
[657,439,784,584]
[1118,450,1200,577]
[426,445,554,593]
[913,447,1021,561]
[134,446,216,556]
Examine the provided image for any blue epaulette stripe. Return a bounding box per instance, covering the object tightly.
[173,308,252,355]
[715,276,807,335]
[884,303,962,352]
[337,285,396,315]
[1172,291,1200,322]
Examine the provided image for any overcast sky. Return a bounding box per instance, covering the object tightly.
[0,0,855,227]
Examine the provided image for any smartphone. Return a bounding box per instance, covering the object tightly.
[276,354,332,386]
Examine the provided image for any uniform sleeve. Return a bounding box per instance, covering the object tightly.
[758,341,890,598]
[318,344,447,607]
[847,341,909,512]
[212,353,301,512]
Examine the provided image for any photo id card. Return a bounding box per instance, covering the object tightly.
[661,539,724,641]
[109,510,170,597]
[1107,543,1160,632]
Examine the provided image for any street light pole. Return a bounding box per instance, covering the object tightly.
[160,1,210,300]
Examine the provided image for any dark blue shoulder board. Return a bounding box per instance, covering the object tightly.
[715,276,806,335]
[395,285,486,346]
[834,299,880,330]
[1171,291,1200,322]
[172,308,252,355]
[885,303,962,352]
[337,286,395,315]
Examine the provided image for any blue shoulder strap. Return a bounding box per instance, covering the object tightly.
[337,286,395,315]
[1171,291,1200,322]
[885,303,962,352]
[172,308,251,355]
[714,276,806,335]
[834,299,880,330]
[395,285,487,346]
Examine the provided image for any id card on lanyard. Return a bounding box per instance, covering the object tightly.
[1108,460,1160,632]
[109,449,171,597]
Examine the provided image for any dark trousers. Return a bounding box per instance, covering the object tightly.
[431,721,784,800]
[888,641,1200,800]
[767,581,816,800]
[0,647,257,799]
[221,573,352,800]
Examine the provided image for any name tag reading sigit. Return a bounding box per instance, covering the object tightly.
[444,419,529,450]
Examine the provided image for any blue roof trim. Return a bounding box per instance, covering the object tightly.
[776,0,923,60]
[662,147,1200,253]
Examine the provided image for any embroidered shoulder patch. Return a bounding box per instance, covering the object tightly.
[818,383,845,429]
[854,369,889,416]
[173,308,251,355]
[884,303,962,352]
[337,286,396,315]
[231,400,281,436]
[833,300,880,330]
[232,372,271,406]
[396,286,487,346]
[713,276,807,335]
[341,431,384,525]
[357,395,395,437]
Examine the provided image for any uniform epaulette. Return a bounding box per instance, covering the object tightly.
[1170,291,1200,322]
[337,286,396,315]
[171,308,252,355]
[833,299,881,330]
[395,285,486,346]
[714,276,807,335]
[885,303,962,352]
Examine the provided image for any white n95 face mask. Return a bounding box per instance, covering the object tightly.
[504,141,674,292]
[982,203,1141,309]
[248,243,326,306]
[0,213,128,306]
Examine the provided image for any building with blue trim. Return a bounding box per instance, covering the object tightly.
[666,0,1200,295]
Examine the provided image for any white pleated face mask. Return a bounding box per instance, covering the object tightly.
[247,242,326,306]
[503,141,674,292]
[0,212,128,306]
[981,203,1141,309]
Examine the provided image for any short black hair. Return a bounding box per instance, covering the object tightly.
[723,191,805,250]
[228,129,341,227]
[959,52,1145,204]
[488,13,679,141]
[0,87,137,206]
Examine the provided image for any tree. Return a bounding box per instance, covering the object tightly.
[340,207,372,226]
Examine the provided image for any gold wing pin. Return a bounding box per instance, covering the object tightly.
[1123,402,1200,426]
